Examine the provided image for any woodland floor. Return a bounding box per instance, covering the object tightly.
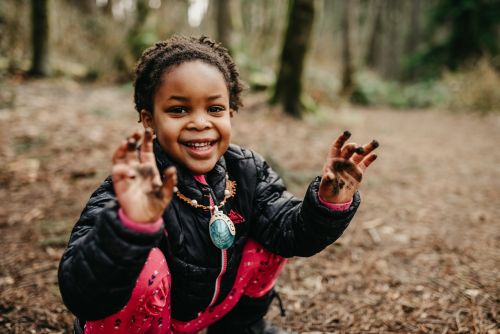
[0,79,499,333]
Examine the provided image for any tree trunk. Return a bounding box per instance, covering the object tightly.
[70,0,96,14]
[383,1,401,79]
[404,0,421,56]
[30,0,50,77]
[128,0,151,59]
[240,0,252,35]
[448,0,482,70]
[214,0,232,52]
[257,0,277,52]
[272,0,316,118]
[364,0,382,69]
[102,0,114,16]
[403,0,421,81]
[340,0,354,97]
[231,0,244,36]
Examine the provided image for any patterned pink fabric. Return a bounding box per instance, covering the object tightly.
[84,248,171,334]
[84,240,286,334]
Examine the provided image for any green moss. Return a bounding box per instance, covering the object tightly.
[351,72,449,109]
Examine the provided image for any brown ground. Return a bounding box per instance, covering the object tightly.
[0,80,498,334]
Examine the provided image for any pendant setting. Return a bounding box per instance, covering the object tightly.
[209,206,235,250]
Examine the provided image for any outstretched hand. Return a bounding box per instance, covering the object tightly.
[319,131,379,204]
[112,129,177,223]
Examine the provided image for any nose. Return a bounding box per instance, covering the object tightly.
[188,112,211,130]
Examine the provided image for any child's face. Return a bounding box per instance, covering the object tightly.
[142,60,232,175]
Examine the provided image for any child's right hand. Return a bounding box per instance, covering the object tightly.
[111,129,177,223]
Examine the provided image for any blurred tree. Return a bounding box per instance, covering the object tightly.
[101,0,113,16]
[213,0,233,52]
[256,0,280,54]
[272,0,316,117]
[364,0,382,69]
[402,0,422,81]
[29,0,50,77]
[382,1,403,79]
[340,0,354,97]
[412,0,500,77]
[127,0,153,59]
[69,0,96,14]
[241,0,261,37]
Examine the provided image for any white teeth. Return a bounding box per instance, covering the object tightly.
[186,142,212,149]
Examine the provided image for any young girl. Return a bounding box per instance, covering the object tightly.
[59,35,379,334]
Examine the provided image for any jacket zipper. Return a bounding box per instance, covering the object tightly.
[198,180,229,308]
[208,249,227,307]
[207,192,228,307]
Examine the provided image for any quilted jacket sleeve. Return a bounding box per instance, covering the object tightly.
[58,176,164,321]
[249,153,360,258]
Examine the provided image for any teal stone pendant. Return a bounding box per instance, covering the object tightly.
[209,206,236,250]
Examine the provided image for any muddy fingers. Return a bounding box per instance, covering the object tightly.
[353,139,379,164]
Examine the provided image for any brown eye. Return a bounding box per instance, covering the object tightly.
[167,106,188,114]
[208,106,225,113]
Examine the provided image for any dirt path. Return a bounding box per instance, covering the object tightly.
[1,80,498,333]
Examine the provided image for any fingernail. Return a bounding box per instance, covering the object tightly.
[343,130,351,137]
[371,140,379,148]
[372,154,378,160]
[355,147,364,154]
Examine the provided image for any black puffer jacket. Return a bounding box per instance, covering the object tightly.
[58,140,360,322]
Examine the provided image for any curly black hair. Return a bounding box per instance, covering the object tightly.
[134,35,244,121]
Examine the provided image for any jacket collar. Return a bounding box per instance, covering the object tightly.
[153,139,228,204]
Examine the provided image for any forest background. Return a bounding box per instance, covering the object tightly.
[0,0,499,333]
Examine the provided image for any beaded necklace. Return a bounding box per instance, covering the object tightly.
[174,177,237,250]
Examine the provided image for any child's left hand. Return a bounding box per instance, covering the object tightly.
[319,131,379,204]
